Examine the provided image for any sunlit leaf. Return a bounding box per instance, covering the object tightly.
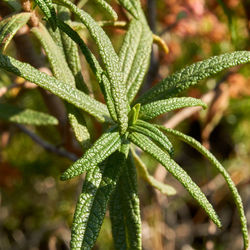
[71,143,129,249]
[129,131,221,228]
[137,51,250,105]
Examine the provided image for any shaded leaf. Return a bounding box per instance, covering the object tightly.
[0,13,31,52]
[110,151,142,250]
[0,103,58,125]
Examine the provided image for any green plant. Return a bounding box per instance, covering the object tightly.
[0,0,250,249]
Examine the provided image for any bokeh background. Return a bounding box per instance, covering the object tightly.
[1,0,250,249]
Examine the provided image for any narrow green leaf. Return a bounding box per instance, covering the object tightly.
[130,120,173,155]
[0,13,31,52]
[31,22,75,86]
[55,19,117,121]
[71,143,129,249]
[137,51,250,105]
[117,0,140,18]
[31,21,91,147]
[139,97,207,120]
[57,6,89,93]
[131,147,176,196]
[34,0,57,30]
[110,151,142,250]
[67,105,91,149]
[157,126,249,249]
[0,103,58,125]
[124,22,153,103]
[128,131,222,228]
[0,53,111,123]
[54,0,129,133]
[93,0,118,21]
[61,127,121,180]
[128,103,141,125]
[118,19,152,103]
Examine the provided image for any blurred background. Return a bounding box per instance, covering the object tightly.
[0,0,250,249]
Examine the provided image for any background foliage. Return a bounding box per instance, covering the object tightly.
[0,0,250,249]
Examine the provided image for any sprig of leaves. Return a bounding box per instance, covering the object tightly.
[0,0,250,249]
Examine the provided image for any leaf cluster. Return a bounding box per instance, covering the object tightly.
[0,0,250,249]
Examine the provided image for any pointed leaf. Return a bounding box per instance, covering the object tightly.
[110,151,142,250]
[139,97,207,120]
[0,103,58,125]
[131,148,176,196]
[137,51,250,105]
[71,143,129,249]
[54,0,129,133]
[128,131,221,227]
[0,53,111,123]
[0,13,31,52]
[157,126,249,249]
[61,127,121,180]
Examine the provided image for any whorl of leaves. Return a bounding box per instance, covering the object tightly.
[0,0,249,249]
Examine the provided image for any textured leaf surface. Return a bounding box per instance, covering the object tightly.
[121,21,152,103]
[0,53,111,123]
[31,22,75,86]
[71,144,129,250]
[131,148,176,196]
[0,103,58,125]
[93,0,118,21]
[110,152,142,250]
[0,13,31,52]
[32,21,90,147]
[158,126,249,249]
[61,128,121,180]
[57,6,89,93]
[34,0,57,30]
[130,120,173,155]
[128,132,221,227]
[137,51,250,105]
[67,105,91,149]
[56,19,117,121]
[139,97,207,120]
[117,0,140,18]
[55,0,129,133]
